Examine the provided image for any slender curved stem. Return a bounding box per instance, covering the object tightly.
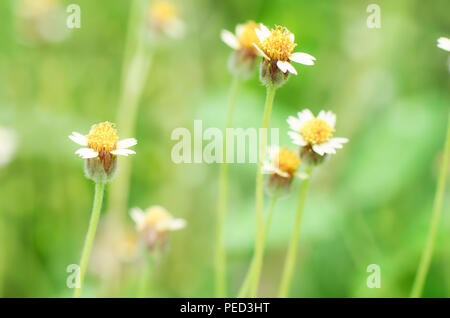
[278,166,312,297]
[137,257,154,298]
[238,191,279,297]
[411,113,450,298]
[73,182,105,298]
[106,0,152,221]
[247,85,276,298]
[215,75,241,298]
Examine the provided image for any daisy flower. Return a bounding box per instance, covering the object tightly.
[437,37,450,52]
[130,205,186,250]
[262,145,307,194]
[221,21,261,57]
[69,121,137,182]
[221,21,261,78]
[253,24,316,76]
[287,109,348,157]
[148,0,185,39]
[263,145,302,179]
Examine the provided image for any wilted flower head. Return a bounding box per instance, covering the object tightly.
[263,145,305,195]
[147,0,185,39]
[221,21,261,79]
[437,37,450,52]
[287,109,348,165]
[130,205,186,251]
[0,127,18,168]
[69,122,137,183]
[253,24,316,87]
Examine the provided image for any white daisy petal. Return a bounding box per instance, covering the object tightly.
[437,37,450,52]
[110,148,136,156]
[312,144,326,156]
[117,138,137,149]
[262,161,276,174]
[274,168,289,178]
[254,28,267,43]
[289,52,316,65]
[130,207,145,226]
[235,24,245,37]
[297,109,315,122]
[169,218,187,231]
[156,218,186,232]
[221,29,240,50]
[296,172,309,180]
[259,24,271,38]
[318,110,336,128]
[289,33,294,42]
[253,43,270,60]
[331,137,349,144]
[75,148,98,159]
[288,131,307,146]
[287,116,302,131]
[69,132,88,146]
[276,60,289,73]
[285,61,298,75]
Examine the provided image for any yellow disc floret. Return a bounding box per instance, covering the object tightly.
[262,26,297,61]
[150,0,178,23]
[300,118,334,145]
[238,21,260,49]
[276,148,301,177]
[87,122,118,153]
[143,206,172,233]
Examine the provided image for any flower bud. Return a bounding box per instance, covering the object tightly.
[84,151,118,183]
[259,59,289,88]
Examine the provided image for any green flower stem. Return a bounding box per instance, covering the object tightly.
[137,256,155,298]
[278,166,312,298]
[107,0,152,220]
[215,75,241,298]
[73,182,105,298]
[411,113,450,298]
[238,190,279,297]
[248,85,276,297]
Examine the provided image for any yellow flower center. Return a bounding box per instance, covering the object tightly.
[144,206,173,232]
[262,26,297,61]
[300,118,334,145]
[87,122,118,153]
[276,148,300,177]
[238,21,260,49]
[150,0,178,23]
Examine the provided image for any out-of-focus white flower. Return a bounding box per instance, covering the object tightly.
[15,0,70,44]
[437,37,450,52]
[262,145,302,179]
[221,21,260,56]
[0,127,18,167]
[130,205,186,251]
[147,0,185,39]
[253,24,316,76]
[287,109,348,156]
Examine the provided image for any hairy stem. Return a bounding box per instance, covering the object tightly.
[238,190,279,297]
[278,166,312,297]
[73,182,105,298]
[215,75,241,298]
[411,113,450,298]
[248,85,276,297]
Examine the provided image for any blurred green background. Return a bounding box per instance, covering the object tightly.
[0,0,449,297]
